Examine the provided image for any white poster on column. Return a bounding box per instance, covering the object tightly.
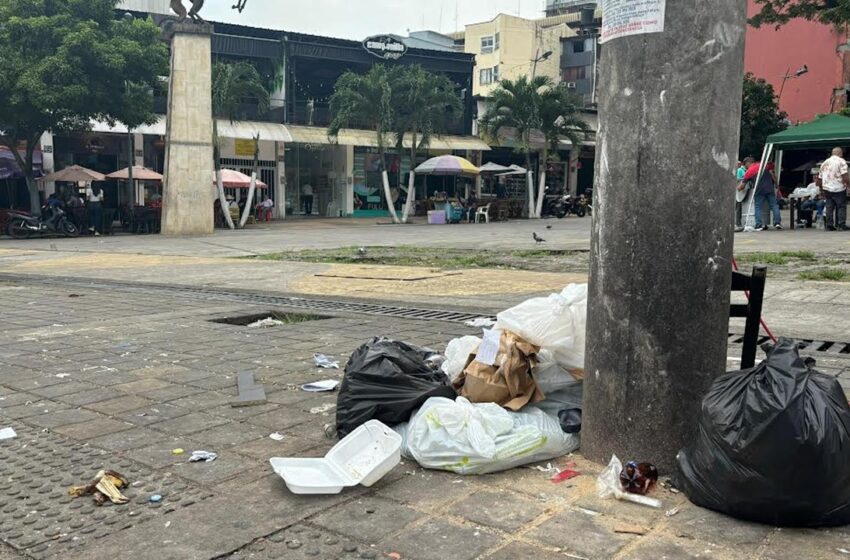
[600,0,667,44]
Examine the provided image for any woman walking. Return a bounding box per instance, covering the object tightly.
[86,183,105,236]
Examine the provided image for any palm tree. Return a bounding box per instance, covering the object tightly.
[393,65,463,223]
[328,65,400,223]
[211,61,270,229]
[535,84,590,218]
[480,75,546,218]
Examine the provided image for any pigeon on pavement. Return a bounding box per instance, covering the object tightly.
[533,232,546,244]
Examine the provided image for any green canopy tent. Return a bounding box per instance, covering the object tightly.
[745,114,850,231]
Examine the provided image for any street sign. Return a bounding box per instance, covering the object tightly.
[363,35,407,61]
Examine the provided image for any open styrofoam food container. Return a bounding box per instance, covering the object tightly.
[269,420,402,495]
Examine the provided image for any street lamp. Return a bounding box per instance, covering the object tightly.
[531,50,554,79]
[778,64,809,102]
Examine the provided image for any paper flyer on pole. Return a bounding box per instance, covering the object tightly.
[600,0,667,44]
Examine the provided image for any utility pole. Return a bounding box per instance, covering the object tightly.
[581,1,747,472]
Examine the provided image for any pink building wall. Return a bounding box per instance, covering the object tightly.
[744,0,847,123]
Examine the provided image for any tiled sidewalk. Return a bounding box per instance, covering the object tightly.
[0,279,847,560]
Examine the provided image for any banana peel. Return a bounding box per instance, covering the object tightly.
[68,470,129,505]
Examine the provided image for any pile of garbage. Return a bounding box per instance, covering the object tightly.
[335,284,588,475]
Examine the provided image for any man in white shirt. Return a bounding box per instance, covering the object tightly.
[818,147,850,231]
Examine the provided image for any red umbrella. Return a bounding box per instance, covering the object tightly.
[213,169,268,189]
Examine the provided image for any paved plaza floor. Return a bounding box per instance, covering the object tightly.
[0,218,848,559]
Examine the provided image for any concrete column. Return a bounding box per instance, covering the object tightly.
[275,141,286,220]
[344,145,355,216]
[39,132,55,197]
[581,1,747,471]
[567,149,579,196]
[161,22,215,235]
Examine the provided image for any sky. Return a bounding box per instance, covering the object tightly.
[204,0,547,40]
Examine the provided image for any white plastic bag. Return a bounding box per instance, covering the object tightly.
[495,284,588,371]
[396,397,580,475]
[533,349,582,394]
[441,336,482,381]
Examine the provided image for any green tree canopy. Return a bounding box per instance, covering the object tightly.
[740,73,788,159]
[750,0,850,27]
[0,0,168,212]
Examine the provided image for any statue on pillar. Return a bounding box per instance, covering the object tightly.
[169,0,248,22]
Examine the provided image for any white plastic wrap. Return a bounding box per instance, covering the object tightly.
[441,336,481,381]
[495,284,588,371]
[395,397,580,475]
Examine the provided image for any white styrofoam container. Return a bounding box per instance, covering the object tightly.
[270,420,402,495]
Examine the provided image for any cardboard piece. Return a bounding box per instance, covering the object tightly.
[453,331,545,411]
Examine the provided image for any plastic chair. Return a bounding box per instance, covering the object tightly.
[475,204,491,224]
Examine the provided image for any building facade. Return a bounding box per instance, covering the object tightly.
[18,8,487,219]
[744,0,849,123]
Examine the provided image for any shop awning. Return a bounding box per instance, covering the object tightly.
[90,117,293,142]
[287,125,491,151]
[765,114,850,149]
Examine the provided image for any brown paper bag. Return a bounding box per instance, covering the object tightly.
[453,331,545,411]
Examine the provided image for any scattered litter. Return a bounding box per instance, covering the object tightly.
[172,448,185,455]
[665,507,681,517]
[232,372,267,408]
[69,470,130,505]
[387,553,402,560]
[247,317,284,329]
[301,379,340,393]
[614,525,648,536]
[552,469,580,483]
[269,433,285,441]
[270,420,401,495]
[578,507,601,516]
[597,455,661,509]
[149,494,163,503]
[530,463,559,475]
[838,548,850,555]
[463,317,496,328]
[136,413,147,417]
[310,403,336,415]
[313,354,340,369]
[0,427,17,441]
[188,451,218,463]
[55,373,71,379]
[659,477,680,494]
[620,460,658,495]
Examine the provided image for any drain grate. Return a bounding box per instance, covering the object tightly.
[0,274,495,325]
[726,333,850,356]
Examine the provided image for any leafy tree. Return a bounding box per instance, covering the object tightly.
[750,0,850,27]
[535,83,590,217]
[740,73,787,160]
[392,65,463,223]
[481,76,588,218]
[211,61,270,229]
[0,0,168,215]
[328,65,400,223]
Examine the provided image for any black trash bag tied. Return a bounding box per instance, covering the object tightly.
[676,338,850,527]
[336,337,456,438]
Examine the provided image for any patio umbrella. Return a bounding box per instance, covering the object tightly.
[39,165,106,183]
[479,162,511,173]
[414,155,480,176]
[212,169,268,189]
[496,164,528,177]
[107,166,163,181]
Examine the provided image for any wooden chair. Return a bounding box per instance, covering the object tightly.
[730,265,767,369]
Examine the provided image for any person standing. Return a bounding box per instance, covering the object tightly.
[754,162,781,231]
[85,183,105,236]
[301,183,314,215]
[818,147,849,231]
[735,157,754,231]
[259,195,274,222]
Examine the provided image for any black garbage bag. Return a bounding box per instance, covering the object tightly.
[676,338,850,527]
[336,337,456,438]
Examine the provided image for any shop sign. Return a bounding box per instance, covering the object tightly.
[363,35,407,61]
[235,138,258,157]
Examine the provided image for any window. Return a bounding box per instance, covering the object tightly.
[571,40,586,53]
[479,68,494,86]
[562,66,590,81]
[494,32,500,51]
[481,36,495,54]
[493,65,500,83]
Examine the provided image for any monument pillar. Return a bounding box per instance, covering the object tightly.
[161,22,215,235]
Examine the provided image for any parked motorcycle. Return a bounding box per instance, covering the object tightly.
[542,193,587,219]
[7,207,79,239]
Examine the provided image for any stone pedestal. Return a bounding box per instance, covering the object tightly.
[161,22,214,235]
